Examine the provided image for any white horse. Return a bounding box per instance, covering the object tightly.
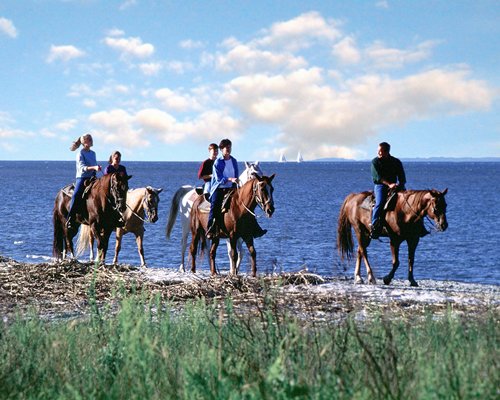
[76,186,163,267]
[166,161,264,272]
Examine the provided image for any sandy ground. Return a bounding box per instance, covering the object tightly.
[1,256,498,322]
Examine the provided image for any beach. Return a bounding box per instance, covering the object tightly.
[1,255,498,322]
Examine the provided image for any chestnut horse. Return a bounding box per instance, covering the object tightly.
[190,174,275,276]
[337,189,448,286]
[53,173,131,264]
[166,161,264,272]
[75,186,163,267]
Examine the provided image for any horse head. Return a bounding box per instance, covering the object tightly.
[110,173,131,213]
[144,186,163,223]
[242,161,264,184]
[427,188,448,232]
[254,174,275,217]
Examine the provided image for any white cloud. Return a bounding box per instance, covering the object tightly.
[55,119,78,131]
[333,36,361,64]
[104,35,154,59]
[256,11,341,50]
[366,40,438,69]
[180,39,204,49]
[223,67,495,159]
[0,17,17,38]
[139,62,162,76]
[155,88,202,112]
[216,42,307,73]
[46,45,86,63]
[88,107,241,148]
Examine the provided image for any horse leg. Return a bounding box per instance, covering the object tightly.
[243,237,257,277]
[113,229,123,265]
[236,238,243,274]
[89,232,95,262]
[383,240,401,285]
[354,246,364,284]
[407,237,420,287]
[135,232,146,268]
[180,216,189,272]
[209,238,219,276]
[228,237,239,275]
[189,229,200,273]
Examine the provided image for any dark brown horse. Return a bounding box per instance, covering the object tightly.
[75,186,163,267]
[53,173,131,264]
[337,189,448,286]
[189,174,275,276]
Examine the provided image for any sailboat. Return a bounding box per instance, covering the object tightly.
[279,153,287,163]
[296,151,304,163]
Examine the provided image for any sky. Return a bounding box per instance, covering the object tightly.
[0,0,498,162]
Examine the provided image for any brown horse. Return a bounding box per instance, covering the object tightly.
[189,174,275,276]
[52,173,131,264]
[76,186,163,267]
[337,189,448,286]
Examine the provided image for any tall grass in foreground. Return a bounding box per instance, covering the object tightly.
[0,295,497,400]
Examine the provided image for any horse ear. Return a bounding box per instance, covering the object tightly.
[255,161,259,166]
[442,188,448,195]
[127,175,133,181]
[157,188,163,193]
[255,174,263,182]
[269,173,276,182]
[245,161,250,168]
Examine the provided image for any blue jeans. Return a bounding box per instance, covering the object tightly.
[372,184,388,226]
[67,177,88,220]
[207,188,224,230]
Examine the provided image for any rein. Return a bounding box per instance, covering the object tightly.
[126,195,155,223]
[401,191,435,231]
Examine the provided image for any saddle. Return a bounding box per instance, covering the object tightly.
[360,188,399,212]
[196,188,235,214]
[61,176,97,199]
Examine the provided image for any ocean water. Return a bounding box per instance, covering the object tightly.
[0,160,498,285]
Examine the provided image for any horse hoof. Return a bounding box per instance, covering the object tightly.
[368,277,377,285]
[409,280,419,287]
[383,276,392,285]
[354,277,364,285]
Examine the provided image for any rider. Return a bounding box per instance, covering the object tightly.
[104,150,127,227]
[66,133,101,229]
[206,139,239,238]
[370,141,406,239]
[104,150,128,176]
[198,143,218,200]
[206,139,267,239]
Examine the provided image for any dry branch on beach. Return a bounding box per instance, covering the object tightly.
[0,256,498,322]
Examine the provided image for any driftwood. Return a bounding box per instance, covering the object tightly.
[0,256,498,322]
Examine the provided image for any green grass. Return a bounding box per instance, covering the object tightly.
[0,294,497,399]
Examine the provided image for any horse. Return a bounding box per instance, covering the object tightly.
[166,161,264,272]
[189,174,275,277]
[75,186,163,267]
[337,189,448,287]
[53,172,131,265]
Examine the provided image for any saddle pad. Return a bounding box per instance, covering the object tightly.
[197,197,211,213]
[61,183,75,197]
[360,195,374,211]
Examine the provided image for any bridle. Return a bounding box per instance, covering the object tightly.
[126,189,159,223]
[108,175,127,213]
[239,179,272,217]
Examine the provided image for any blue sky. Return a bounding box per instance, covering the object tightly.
[0,0,498,162]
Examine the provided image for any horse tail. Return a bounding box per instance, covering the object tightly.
[76,225,92,257]
[166,185,193,239]
[52,201,64,259]
[337,195,354,261]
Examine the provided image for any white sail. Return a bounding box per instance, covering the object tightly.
[279,153,287,163]
[297,151,304,163]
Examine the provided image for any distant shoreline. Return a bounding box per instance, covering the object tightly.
[1,157,500,163]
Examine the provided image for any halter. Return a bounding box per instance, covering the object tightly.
[126,189,158,223]
[239,179,271,217]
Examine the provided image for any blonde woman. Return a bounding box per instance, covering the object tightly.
[66,133,101,228]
